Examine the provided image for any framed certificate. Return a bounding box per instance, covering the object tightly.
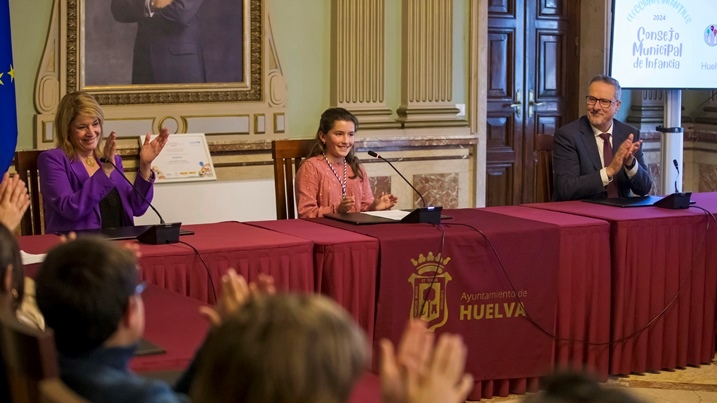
[141,133,216,183]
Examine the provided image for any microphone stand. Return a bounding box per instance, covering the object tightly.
[367,151,442,224]
[100,157,181,244]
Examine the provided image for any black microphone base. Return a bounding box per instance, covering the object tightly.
[654,192,692,210]
[401,207,443,224]
[137,222,182,244]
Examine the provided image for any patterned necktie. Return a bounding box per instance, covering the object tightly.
[599,133,619,198]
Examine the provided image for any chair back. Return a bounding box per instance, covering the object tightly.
[535,134,554,203]
[0,312,59,403]
[271,139,314,219]
[14,150,44,235]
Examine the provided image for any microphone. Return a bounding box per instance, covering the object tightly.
[99,157,180,244]
[654,158,691,209]
[368,150,427,208]
[367,150,442,224]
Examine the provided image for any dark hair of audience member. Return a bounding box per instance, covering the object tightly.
[0,223,24,312]
[35,237,137,357]
[522,371,642,403]
[191,294,368,403]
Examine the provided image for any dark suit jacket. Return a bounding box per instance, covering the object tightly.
[38,148,154,234]
[552,116,652,201]
[111,0,206,84]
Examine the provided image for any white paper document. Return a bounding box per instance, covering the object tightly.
[21,250,46,266]
[143,133,215,183]
[362,210,411,220]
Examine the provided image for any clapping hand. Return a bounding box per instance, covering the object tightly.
[380,319,473,403]
[337,195,356,213]
[139,127,170,180]
[101,131,118,176]
[372,192,398,211]
[621,133,642,168]
[607,133,641,177]
[380,320,434,403]
[199,269,276,327]
[0,172,30,231]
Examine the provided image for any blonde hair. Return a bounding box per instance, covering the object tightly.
[54,91,105,160]
[191,294,368,403]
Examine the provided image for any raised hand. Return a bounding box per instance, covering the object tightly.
[198,269,276,327]
[406,334,473,403]
[0,173,30,231]
[139,127,170,180]
[57,231,77,243]
[372,192,398,211]
[380,320,434,403]
[101,131,118,176]
[622,133,642,168]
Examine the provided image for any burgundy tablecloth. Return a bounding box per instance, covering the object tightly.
[137,222,315,303]
[525,198,717,375]
[131,285,208,373]
[691,192,717,213]
[484,206,611,380]
[316,210,561,400]
[247,219,379,343]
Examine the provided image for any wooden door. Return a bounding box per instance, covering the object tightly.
[486,0,579,206]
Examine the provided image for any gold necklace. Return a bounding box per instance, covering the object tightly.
[84,156,95,166]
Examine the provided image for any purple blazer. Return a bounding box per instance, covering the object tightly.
[38,148,155,233]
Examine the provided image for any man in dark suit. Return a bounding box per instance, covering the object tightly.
[111,0,206,84]
[553,75,652,201]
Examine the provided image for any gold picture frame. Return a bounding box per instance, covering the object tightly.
[66,0,262,105]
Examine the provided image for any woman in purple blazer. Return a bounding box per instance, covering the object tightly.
[38,91,169,234]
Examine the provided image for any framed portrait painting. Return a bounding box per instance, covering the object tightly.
[69,0,261,104]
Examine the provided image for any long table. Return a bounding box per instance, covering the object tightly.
[138,222,315,303]
[315,209,564,400]
[131,284,208,373]
[252,207,611,399]
[485,206,611,380]
[247,219,380,344]
[18,222,316,304]
[18,194,717,400]
[525,194,717,375]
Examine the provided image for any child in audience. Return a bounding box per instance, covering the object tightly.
[35,237,265,403]
[191,295,473,403]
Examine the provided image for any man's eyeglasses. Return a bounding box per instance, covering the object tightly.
[586,96,617,108]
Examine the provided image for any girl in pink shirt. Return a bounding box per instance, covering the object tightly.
[295,108,398,218]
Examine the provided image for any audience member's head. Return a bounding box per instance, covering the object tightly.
[523,370,642,403]
[191,293,368,403]
[36,237,142,357]
[0,224,24,312]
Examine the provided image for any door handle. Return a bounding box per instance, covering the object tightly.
[510,90,521,118]
[528,90,545,118]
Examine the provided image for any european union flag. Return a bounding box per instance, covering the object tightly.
[0,0,17,173]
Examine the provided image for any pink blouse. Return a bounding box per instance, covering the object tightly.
[295,155,374,218]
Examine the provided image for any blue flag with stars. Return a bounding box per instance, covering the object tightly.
[0,0,17,173]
